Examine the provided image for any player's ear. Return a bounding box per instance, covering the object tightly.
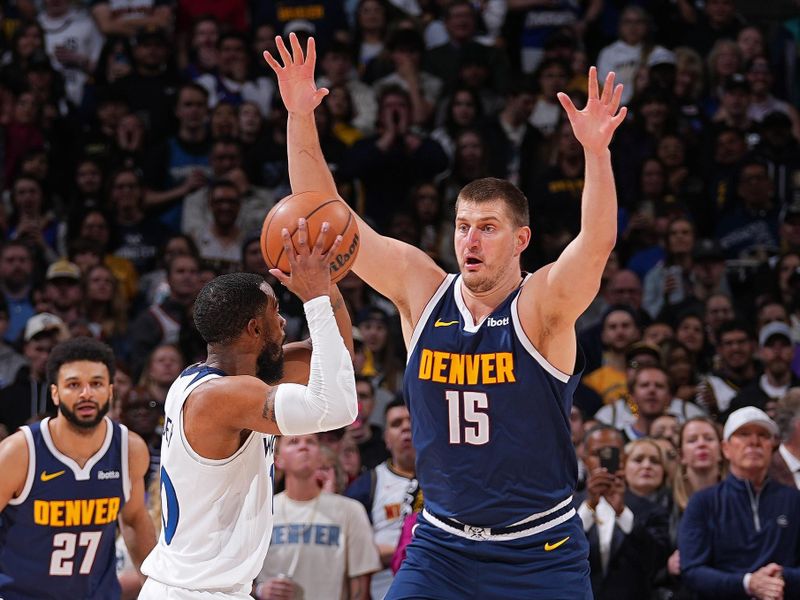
[50,383,60,406]
[246,318,261,338]
[514,225,531,256]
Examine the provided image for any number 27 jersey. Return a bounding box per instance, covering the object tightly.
[403,274,584,528]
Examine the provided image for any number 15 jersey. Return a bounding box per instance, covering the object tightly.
[403,274,584,529]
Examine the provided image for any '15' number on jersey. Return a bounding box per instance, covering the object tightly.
[445,391,490,445]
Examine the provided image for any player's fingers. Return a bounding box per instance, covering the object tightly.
[275,35,292,67]
[280,227,297,260]
[312,222,330,255]
[263,50,282,72]
[269,268,290,286]
[306,36,317,66]
[289,32,304,64]
[295,218,308,253]
[556,92,577,120]
[600,71,615,104]
[588,66,599,100]
[323,234,344,261]
[609,83,623,115]
[611,105,628,128]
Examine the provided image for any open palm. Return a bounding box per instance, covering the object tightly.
[263,33,328,114]
[558,67,627,155]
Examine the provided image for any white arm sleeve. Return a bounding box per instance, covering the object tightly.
[274,295,357,435]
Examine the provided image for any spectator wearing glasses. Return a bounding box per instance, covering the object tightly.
[680,406,800,599]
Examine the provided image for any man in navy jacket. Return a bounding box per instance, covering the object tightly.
[680,406,800,599]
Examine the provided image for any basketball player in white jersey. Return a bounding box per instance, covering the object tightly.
[139,221,358,599]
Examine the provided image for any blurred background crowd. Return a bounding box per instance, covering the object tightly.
[1,0,800,598]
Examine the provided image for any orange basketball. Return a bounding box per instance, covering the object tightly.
[260,191,360,284]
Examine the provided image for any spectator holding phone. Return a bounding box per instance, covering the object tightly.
[577,425,670,600]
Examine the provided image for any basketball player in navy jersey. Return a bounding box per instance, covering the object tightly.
[138,224,358,599]
[267,34,627,597]
[0,337,156,600]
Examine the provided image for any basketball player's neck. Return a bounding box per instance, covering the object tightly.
[460,270,523,325]
[49,417,108,468]
[205,346,258,377]
[284,474,322,502]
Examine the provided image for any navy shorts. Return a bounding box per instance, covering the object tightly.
[386,512,592,600]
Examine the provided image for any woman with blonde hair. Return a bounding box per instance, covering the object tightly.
[625,437,670,506]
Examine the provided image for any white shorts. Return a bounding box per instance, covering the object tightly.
[139,578,253,600]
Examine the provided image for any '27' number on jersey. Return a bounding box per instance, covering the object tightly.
[445,391,489,445]
[49,531,102,576]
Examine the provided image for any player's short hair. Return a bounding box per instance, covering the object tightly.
[46,337,116,385]
[193,272,270,345]
[456,177,530,227]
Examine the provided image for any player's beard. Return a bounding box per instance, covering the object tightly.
[257,340,285,385]
[59,399,110,430]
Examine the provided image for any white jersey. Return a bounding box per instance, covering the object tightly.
[140,364,276,595]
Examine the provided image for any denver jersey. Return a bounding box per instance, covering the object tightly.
[140,364,276,593]
[404,274,584,528]
[0,417,129,600]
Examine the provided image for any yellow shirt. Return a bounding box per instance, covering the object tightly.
[583,365,628,405]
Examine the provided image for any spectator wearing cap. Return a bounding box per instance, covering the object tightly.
[696,320,758,420]
[43,259,84,325]
[195,32,275,116]
[583,306,641,406]
[90,0,172,38]
[0,312,67,432]
[716,159,780,260]
[0,241,36,345]
[770,389,800,489]
[712,73,756,135]
[677,240,733,327]
[373,28,443,127]
[746,56,800,139]
[680,406,800,599]
[728,322,800,417]
[39,0,103,106]
[596,344,706,432]
[142,82,213,231]
[597,7,669,106]
[259,0,348,53]
[113,26,179,140]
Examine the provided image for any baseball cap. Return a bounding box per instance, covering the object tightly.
[723,73,750,93]
[723,406,778,441]
[758,321,792,347]
[692,239,725,262]
[24,312,67,342]
[647,47,676,68]
[46,260,81,282]
[625,341,662,364]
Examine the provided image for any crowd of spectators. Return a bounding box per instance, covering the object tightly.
[1,0,800,598]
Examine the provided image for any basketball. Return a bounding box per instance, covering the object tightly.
[260,191,360,283]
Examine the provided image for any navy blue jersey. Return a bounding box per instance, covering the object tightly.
[0,417,129,600]
[404,275,584,528]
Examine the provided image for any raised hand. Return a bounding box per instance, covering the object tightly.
[263,33,329,114]
[269,218,343,302]
[557,67,627,155]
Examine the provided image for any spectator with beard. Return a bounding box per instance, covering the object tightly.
[620,366,673,442]
[696,320,758,420]
[0,313,67,432]
[43,259,84,325]
[0,241,36,344]
[727,322,799,416]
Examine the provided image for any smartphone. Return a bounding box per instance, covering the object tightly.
[598,446,620,473]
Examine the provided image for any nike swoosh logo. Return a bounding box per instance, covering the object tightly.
[41,470,65,482]
[434,319,459,328]
[544,536,570,552]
